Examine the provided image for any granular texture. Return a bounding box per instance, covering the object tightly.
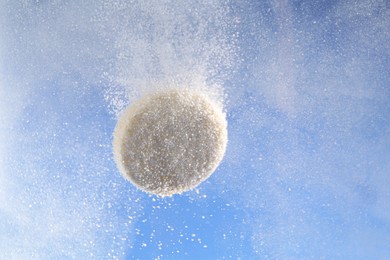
[113,89,228,196]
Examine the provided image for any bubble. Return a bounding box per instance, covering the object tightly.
[113,88,228,197]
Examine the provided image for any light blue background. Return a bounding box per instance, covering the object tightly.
[1,0,389,259]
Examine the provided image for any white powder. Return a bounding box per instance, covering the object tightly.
[113,89,228,196]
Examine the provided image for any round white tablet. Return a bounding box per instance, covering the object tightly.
[113,89,227,196]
